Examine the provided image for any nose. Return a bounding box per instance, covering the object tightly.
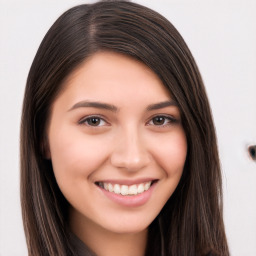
[110,128,151,172]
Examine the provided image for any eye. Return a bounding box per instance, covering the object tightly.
[79,116,108,127]
[148,115,177,126]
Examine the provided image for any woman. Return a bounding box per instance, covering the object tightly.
[20,1,229,255]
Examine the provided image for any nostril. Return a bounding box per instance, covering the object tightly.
[248,145,256,161]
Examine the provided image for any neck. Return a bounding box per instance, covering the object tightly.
[69,210,148,256]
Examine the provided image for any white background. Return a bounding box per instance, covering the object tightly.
[0,0,255,255]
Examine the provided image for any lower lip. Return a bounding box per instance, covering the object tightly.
[97,182,157,207]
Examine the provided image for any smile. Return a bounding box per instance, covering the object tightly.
[95,179,158,207]
[96,181,152,196]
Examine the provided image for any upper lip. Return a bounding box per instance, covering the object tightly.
[95,178,158,186]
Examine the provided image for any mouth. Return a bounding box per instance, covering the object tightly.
[95,180,158,196]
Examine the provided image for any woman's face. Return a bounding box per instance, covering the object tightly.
[47,52,187,235]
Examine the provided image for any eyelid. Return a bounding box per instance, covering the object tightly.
[78,115,109,126]
[146,114,179,126]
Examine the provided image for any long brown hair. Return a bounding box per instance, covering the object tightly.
[20,1,229,255]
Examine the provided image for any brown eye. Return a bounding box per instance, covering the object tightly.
[148,115,178,127]
[79,116,107,127]
[87,117,101,126]
[152,116,166,125]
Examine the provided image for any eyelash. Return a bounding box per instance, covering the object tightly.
[78,115,108,127]
[147,115,178,127]
[78,115,178,127]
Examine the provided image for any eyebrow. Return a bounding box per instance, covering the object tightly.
[68,100,178,112]
[146,100,178,111]
[68,101,118,112]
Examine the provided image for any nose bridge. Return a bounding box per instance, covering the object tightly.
[111,124,150,171]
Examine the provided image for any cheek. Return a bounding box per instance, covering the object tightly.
[48,127,110,181]
[151,131,187,177]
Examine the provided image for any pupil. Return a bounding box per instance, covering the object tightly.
[153,116,165,125]
[89,118,100,126]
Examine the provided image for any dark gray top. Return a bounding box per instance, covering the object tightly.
[69,232,217,256]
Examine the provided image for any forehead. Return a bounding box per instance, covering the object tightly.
[58,51,172,104]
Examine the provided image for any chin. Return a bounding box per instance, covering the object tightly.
[99,213,156,235]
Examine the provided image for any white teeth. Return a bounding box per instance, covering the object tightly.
[137,184,144,194]
[98,181,153,196]
[108,183,114,192]
[114,184,121,194]
[120,185,129,195]
[128,184,137,195]
[144,181,151,191]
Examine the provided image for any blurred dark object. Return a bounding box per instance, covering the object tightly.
[248,145,256,161]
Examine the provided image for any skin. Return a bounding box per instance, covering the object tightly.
[46,52,187,256]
